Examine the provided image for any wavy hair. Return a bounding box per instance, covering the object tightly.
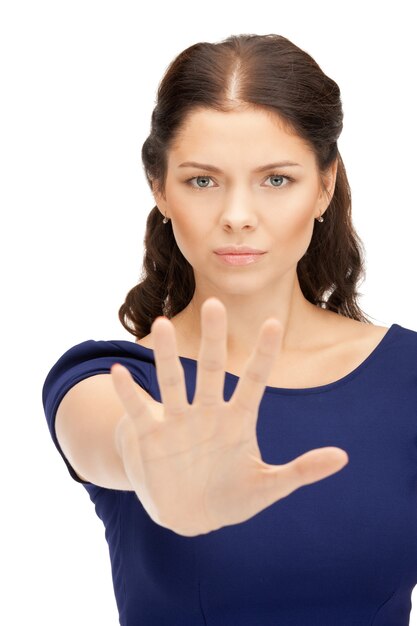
[118,33,373,339]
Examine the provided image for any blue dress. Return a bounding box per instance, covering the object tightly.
[41,323,417,625]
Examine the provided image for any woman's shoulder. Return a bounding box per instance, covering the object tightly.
[328,316,417,364]
[349,319,417,377]
[42,337,157,408]
[48,337,157,368]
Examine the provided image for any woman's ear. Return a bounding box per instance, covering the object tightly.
[315,159,338,220]
[151,179,168,217]
[323,159,338,203]
[318,159,338,214]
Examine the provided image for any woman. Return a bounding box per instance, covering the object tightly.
[42,33,417,625]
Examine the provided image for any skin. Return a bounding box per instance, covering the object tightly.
[141,106,389,383]
[105,106,389,531]
[104,106,390,532]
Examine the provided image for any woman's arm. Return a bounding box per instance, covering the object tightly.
[55,373,151,490]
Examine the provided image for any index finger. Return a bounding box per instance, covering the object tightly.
[193,297,228,407]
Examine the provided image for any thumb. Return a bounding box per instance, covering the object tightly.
[260,446,349,503]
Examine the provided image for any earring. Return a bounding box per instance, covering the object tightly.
[317,213,324,222]
[162,212,169,224]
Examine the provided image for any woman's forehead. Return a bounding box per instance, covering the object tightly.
[168,109,313,170]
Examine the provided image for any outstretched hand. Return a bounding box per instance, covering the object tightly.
[111,297,349,536]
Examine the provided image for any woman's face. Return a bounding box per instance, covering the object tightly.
[152,107,336,297]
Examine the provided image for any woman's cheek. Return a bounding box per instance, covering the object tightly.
[169,216,204,264]
[272,198,317,260]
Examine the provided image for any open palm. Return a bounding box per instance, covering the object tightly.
[111,297,349,537]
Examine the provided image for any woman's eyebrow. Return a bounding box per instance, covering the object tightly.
[178,160,303,173]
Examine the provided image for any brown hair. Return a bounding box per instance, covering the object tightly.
[118,33,374,339]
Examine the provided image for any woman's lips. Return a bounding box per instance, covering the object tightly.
[214,252,265,266]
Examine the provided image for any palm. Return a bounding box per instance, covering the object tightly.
[112,297,349,537]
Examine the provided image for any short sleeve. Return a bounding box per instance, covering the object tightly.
[41,339,153,485]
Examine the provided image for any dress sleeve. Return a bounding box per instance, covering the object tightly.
[41,339,153,485]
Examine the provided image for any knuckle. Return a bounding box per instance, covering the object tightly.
[246,368,264,384]
[232,396,253,419]
[167,406,187,418]
[290,459,308,482]
[199,394,218,407]
[258,342,274,357]
[159,373,182,387]
[200,357,223,372]
[118,386,136,404]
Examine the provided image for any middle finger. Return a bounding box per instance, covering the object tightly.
[194,298,228,407]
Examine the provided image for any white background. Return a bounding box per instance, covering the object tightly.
[1,0,417,624]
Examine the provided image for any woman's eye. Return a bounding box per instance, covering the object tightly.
[264,174,292,188]
[185,173,293,190]
[186,175,215,189]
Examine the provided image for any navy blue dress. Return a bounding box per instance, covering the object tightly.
[41,323,417,625]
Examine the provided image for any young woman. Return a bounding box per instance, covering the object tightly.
[42,33,417,625]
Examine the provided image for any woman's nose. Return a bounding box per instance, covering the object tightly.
[219,186,258,227]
